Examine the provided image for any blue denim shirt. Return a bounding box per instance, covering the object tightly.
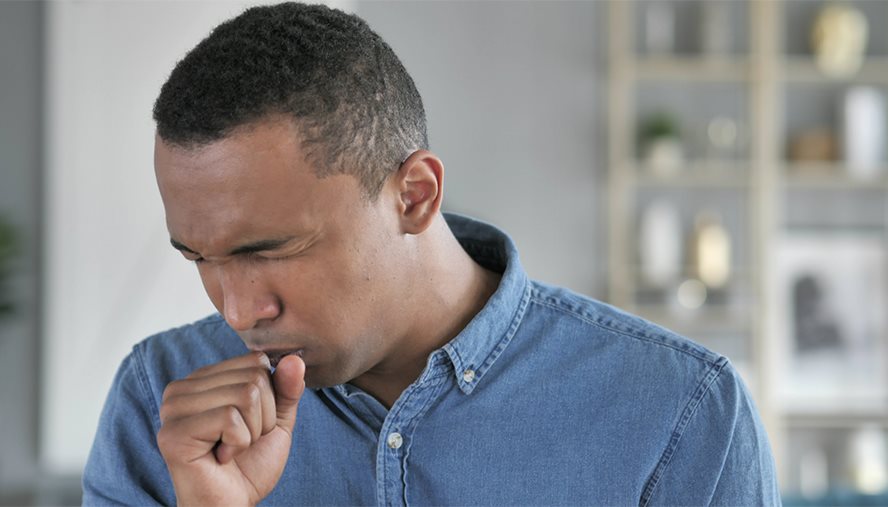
[83,213,780,506]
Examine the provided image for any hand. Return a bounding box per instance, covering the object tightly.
[157,351,305,506]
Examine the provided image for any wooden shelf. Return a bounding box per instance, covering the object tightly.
[783,163,888,189]
[632,160,751,188]
[627,265,757,281]
[634,55,750,82]
[783,56,888,85]
[783,410,888,430]
[629,303,753,333]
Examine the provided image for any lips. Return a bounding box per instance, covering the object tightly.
[264,349,304,369]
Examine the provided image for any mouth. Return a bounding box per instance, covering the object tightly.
[262,349,305,369]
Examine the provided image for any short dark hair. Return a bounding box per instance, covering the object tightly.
[153,2,428,199]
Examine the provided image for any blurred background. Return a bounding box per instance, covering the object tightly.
[1,0,887,505]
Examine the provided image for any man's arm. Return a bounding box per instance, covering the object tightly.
[156,352,304,506]
[84,346,305,506]
[82,350,175,506]
[641,361,782,506]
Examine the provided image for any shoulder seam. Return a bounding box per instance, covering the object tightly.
[132,343,163,434]
[638,357,729,507]
[528,295,718,365]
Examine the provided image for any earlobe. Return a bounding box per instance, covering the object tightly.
[396,150,444,235]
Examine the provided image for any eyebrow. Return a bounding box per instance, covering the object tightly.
[170,236,297,257]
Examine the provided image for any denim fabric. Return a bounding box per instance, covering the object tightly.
[83,213,781,506]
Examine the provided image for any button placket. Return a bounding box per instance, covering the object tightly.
[376,355,450,507]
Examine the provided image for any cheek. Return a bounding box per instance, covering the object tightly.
[196,264,224,312]
[281,251,381,336]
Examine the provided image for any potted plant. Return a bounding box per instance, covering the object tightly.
[639,111,685,176]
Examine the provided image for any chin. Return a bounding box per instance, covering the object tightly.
[303,366,350,389]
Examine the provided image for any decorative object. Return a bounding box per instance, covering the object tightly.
[842,86,886,180]
[638,199,682,288]
[789,128,838,163]
[0,215,15,318]
[811,3,868,77]
[639,111,684,176]
[676,278,707,310]
[644,1,675,55]
[705,116,739,161]
[775,232,887,411]
[849,425,888,495]
[690,211,731,289]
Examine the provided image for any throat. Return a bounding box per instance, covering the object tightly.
[350,264,501,410]
[349,365,425,409]
[348,222,503,409]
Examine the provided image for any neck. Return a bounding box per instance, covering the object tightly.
[350,215,501,408]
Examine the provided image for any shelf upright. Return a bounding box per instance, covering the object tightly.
[606,0,635,310]
[750,0,784,485]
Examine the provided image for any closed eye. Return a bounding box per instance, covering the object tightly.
[181,253,205,264]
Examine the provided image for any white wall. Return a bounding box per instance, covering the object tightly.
[358,1,606,296]
[41,0,351,475]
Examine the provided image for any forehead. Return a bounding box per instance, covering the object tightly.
[155,117,304,184]
[153,118,361,252]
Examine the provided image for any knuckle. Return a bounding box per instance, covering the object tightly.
[247,369,269,390]
[158,401,173,422]
[239,382,261,406]
[156,424,176,453]
[161,381,181,402]
[233,425,252,447]
[223,405,242,427]
[250,351,271,369]
[158,391,187,423]
[188,364,211,378]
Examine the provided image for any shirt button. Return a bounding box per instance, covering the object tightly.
[387,432,403,450]
[463,369,476,383]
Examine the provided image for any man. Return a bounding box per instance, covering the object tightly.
[83,3,780,505]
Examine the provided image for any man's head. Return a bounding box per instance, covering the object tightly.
[153,2,428,200]
[153,3,449,390]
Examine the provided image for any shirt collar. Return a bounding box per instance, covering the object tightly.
[440,212,532,394]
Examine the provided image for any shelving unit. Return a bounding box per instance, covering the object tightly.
[607,0,888,502]
[783,56,888,84]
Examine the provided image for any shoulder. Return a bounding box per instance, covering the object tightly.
[526,280,725,368]
[129,314,247,405]
[520,281,741,430]
[82,317,237,506]
[520,282,778,503]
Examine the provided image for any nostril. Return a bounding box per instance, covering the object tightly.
[223,306,254,332]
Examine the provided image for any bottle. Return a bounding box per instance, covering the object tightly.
[690,211,731,290]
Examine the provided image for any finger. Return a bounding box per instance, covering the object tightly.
[157,405,252,466]
[187,351,270,380]
[272,354,306,433]
[160,381,276,442]
[163,365,273,405]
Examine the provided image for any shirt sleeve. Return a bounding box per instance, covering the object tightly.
[82,348,176,506]
[641,360,782,506]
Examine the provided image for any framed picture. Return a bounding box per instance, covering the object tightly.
[775,231,888,412]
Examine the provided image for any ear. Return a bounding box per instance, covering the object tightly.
[393,150,444,234]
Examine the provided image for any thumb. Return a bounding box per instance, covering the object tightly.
[272,354,305,432]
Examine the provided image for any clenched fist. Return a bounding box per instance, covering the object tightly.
[157,351,305,506]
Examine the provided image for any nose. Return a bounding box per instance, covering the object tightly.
[218,264,281,332]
